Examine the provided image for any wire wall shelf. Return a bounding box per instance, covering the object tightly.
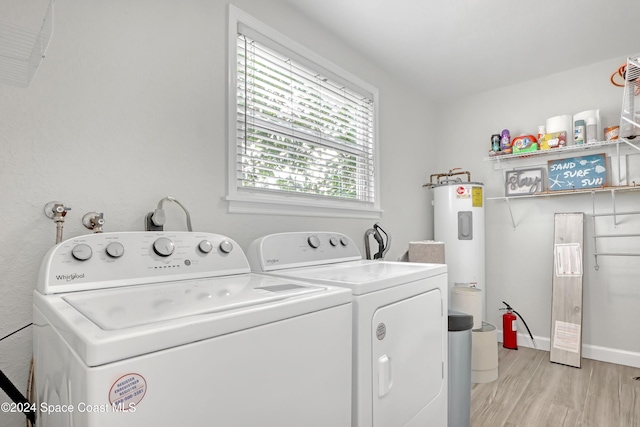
[0,0,53,88]
[483,140,616,162]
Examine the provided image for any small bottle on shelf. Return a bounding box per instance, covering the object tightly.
[574,120,586,145]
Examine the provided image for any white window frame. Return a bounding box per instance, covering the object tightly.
[226,5,381,219]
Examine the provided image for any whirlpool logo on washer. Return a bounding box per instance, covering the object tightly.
[56,273,85,282]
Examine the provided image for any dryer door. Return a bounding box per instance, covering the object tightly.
[371,288,443,427]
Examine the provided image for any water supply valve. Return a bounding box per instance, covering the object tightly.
[44,201,71,244]
[44,201,70,222]
[82,212,105,233]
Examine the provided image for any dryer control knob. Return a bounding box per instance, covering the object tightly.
[105,242,125,258]
[198,240,213,254]
[340,237,349,246]
[219,240,233,254]
[329,236,338,246]
[307,235,321,249]
[153,237,175,257]
[71,244,93,261]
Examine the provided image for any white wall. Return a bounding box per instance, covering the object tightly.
[0,1,437,425]
[435,57,640,366]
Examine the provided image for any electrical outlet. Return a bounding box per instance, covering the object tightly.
[145,212,163,231]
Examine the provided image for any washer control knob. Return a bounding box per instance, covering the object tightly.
[105,242,125,258]
[219,240,233,254]
[153,237,175,257]
[340,237,349,246]
[198,240,213,254]
[329,236,338,246]
[307,235,321,249]
[71,244,93,261]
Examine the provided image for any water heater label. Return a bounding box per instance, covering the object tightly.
[472,186,483,207]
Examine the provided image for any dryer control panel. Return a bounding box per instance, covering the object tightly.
[247,232,362,272]
[37,232,250,294]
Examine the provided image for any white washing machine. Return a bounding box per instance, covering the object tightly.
[33,231,352,427]
[246,232,448,427]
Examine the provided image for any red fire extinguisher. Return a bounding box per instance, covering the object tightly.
[501,301,536,350]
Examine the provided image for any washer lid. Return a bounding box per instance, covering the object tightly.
[34,273,351,366]
[62,275,324,330]
[271,260,447,295]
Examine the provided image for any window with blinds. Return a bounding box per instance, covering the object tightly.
[228,7,379,217]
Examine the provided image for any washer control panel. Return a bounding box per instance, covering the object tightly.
[246,232,362,272]
[38,232,246,294]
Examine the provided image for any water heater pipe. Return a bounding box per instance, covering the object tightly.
[424,168,471,188]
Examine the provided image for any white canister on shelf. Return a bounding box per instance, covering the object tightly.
[546,114,573,146]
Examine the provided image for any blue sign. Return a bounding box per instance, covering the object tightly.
[547,154,607,191]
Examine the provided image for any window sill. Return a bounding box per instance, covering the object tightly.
[226,194,382,219]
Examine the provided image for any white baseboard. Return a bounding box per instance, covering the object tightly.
[581,344,640,369]
[496,330,640,368]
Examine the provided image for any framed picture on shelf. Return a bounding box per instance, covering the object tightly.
[547,154,607,191]
[505,168,544,196]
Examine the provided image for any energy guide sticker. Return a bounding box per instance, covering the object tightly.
[472,186,483,207]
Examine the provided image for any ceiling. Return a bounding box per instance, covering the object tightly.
[284,0,640,100]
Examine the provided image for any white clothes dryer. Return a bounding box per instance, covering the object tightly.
[33,231,352,427]
[247,232,448,427]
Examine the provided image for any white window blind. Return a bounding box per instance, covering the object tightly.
[234,29,376,206]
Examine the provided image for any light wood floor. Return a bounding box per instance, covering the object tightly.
[470,346,640,427]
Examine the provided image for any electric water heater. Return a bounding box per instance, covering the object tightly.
[432,181,486,321]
